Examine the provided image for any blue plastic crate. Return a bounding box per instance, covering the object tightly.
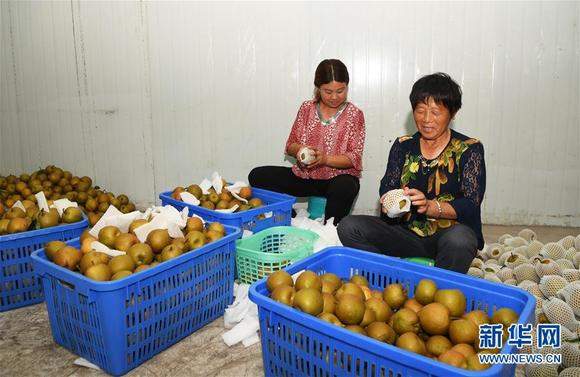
[31,225,241,376]
[160,187,295,232]
[0,217,88,312]
[249,247,536,377]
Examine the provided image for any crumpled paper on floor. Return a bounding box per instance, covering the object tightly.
[291,208,342,252]
[222,283,260,347]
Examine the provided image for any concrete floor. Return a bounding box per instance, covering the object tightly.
[1,225,578,376]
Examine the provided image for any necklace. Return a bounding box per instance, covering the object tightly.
[316,102,348,126]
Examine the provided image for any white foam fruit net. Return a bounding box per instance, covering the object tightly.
[535,260,563,278]
[559,235,576,250]
[557,259,576,271]
[540,242,566,260]
[539,275,569,298]
[543,297,578,331]
[561,342,580,368]
[467,267,484,278]
[557,282,580,317]
[505,236,528,248]
[526,240,544,258]
[559,367,580,377]
[514,263,540,283]
[497,267,514,282]
[517,228,537,242]
[563,269,580,283]
[564,248,577,262]
[498,233,513,244]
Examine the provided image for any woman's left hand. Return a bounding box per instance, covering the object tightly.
[306,147,327,169]
[403,187,428,214]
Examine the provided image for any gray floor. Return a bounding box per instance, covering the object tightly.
[1,225,578,376]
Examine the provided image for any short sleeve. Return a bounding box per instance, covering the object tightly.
[343,109,365,171]
[379,140,406,197]
[449,142,486,222]
[285,102,311,154]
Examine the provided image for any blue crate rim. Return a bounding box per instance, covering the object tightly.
[31,224,241,292]
[249,246,537,377]
[0,215,89,243]
[159,187,295,219]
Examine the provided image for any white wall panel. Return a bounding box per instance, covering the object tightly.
[1,1,578,225]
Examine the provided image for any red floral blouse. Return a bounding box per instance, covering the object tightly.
[285,100,365,179]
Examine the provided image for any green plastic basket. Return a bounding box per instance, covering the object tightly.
[236,226,319,284]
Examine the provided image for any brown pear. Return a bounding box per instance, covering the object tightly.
[109,254,136,274]
[396,332,427,355]
[434,289,466,317]
[438,350,467,368]
[45,240,67,261]
[98,226,121,248]
[147,229,171,253]
[318,312,344,327]
[320,273,342,293]
[426,335,453,357]
[418,302,450,335]
[449,319,479,345]
[7,217,30,233]
[271,285,295,306]
[185,217,204,233]
[383,283,407,310]
[365,297,393,322]
[113,233,138,252]
[392,308,420,335]
[53,246,82,270]
[129,219,148,234]
[414,279,438,305]
[61,207,82,223]
[80,251,110,274]
[366,322,396,344]
[85,263,112,281]
[295,270,322,291]
[335,294,366,325]
[293,287,323,315]
[350,274,369,287]
[335,282,365,301]
[266,270,293,292]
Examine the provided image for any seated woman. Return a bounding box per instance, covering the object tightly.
[338,72,485,273]
[249,59,365,225]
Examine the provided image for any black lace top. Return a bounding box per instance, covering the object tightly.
[379,130,486,249]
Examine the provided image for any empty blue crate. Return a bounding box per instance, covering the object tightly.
[160,187,295,232]
[31,225,241,376]
[0,217,88,311]
[249,246,535,377]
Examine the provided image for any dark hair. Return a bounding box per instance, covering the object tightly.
[409,72,462,116]
[314,59,349,100]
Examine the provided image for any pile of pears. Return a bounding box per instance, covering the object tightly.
[0,202,83,236]
[171,183,263,212]
[43,217,227,281]
[0,165,136,227]
[267,270,522,371]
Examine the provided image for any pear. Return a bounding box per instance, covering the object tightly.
[109,254,136,274]
[113,233,138,252]
[160,244,183,262]
[80,251,110,274]
[85,263,112,281]
[45,240,67,261]
[98,226,121,248]
[127,243,154,266]
[205,230,223,243]
[147,229,170,253]
[53,246,82,270]
[111,270,132,280]
[266,270,293,292]
[61,207,82,223]
[185,217,204,233]
[38,208,60,228]
[185,231,206,250]
[208,222,225,235]
[7,217,30,234]
[129,219,148,234]
[295,270,322,291]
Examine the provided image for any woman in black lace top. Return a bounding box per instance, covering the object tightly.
[338,73,486,273]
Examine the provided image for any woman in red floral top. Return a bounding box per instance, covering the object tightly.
[249,59,365,224]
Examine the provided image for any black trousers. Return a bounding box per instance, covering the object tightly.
[337,215,478,273]
[248,166,359,225]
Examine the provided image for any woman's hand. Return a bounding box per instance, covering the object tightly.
[403,187,429,214]
[306,147,327,169]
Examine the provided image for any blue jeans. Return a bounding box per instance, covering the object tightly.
[337,215,477,273]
